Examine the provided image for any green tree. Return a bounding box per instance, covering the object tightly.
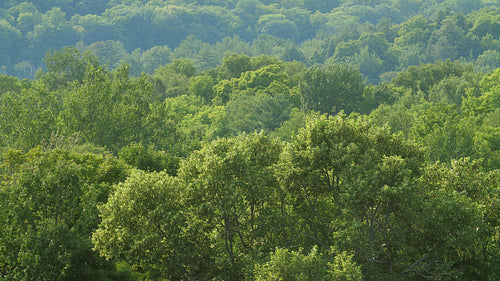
[93,170,212,280]
[462,68,500,169]
[26,8,79,63]
[234,0,266,32]
[258,14,299,40]
[70,14,115,46]
[0,83,61,150]
[72,0,109,15]
[254,247,326,281]
[0,19,24,72]
[418,158,499,280]
[213,63,289,103]
[394,15,433,51]
[303,0,340,13]
[58,64,153,151]
[357,32,390,60]
[219,53,252,79]
[361,82,399,113]
[86,40,126,70]
[468,7,500,39]
[169,58,197,77]
[462,67,500,118]
[475,50,500,73]
[436,13,470,57]
[39,47,100,90]
[0,73,23,97]
[9,2,42,33]
[271,107,310,141]
[148,94,228,156]
[178,133,283,279]
[0,148,129,280]
[435,73,480,106]
[327,251,364,281]
[151,66,190,98]
[276,113,423,248]
[141,45,172,74]
[392,60,474,99]
[369,102,415,135]
[332,40,359,62]
[189,74,216,102]
[300,63,364,115]
[353,47,384,84]
[276,113,490,279]
[225,88,294,134]
[118,143,179,175]
[411,103,476,162]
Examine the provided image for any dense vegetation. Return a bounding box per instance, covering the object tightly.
[1,0,500,280]
[1,0,500,82]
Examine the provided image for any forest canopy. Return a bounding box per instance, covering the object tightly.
[1,0,500,280]
[0,0,500,82]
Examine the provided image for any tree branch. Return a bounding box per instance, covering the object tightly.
[398,243,441,277]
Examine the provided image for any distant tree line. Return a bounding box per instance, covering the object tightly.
[0,0,500,82]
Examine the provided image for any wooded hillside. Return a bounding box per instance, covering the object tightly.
[0,1,499,280]
[1,0,500,82]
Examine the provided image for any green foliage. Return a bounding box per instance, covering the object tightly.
[58,64,154,152]
[254,247,329,280]
[179,132,283,278]
[463,67,500,117]
[0,11,500,277]
[0,73,23,96]
[274,113,491,279]
[327,251,364,281]
[394,15,433,48]
[468,7,500,39]
[155,94,229,156]
[392,60,476,99]
[0,148,130,280]
[300,63,365,114]
[169,58,197,77]
[411,103,476,162]
[189,74,216,102]
[0,18,23,70]
[93,170,212,280]
[140,45,172,74]
[475,50,500,73]
[220,53,252,79]
[271,107,311,141]
[86,40,126,70]
[1,0,499,82]
[0,83,61,150]
[118,143,179,175]
[39,46,100,90]
[253,247,363,281]
[418,159,499,280]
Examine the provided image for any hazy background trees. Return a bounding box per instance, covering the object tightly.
[1,0,500,83]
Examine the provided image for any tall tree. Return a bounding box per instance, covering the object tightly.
[0,148,129,280]
[300,63,364,115]
[39,46,100,91]
[0,83,61,150]
[276,113,489,280]
[93,170,212,280]
[179,132,283,279]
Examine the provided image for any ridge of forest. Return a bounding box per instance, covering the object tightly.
[1,0,500,281]
[0,0,500,82]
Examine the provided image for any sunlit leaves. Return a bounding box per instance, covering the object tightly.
[0,148,129,280]
[93,170,209,280]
